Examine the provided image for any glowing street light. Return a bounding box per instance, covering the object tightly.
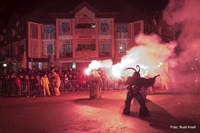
[3,63,7,67]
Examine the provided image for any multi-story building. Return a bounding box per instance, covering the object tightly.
[0,1,174,73]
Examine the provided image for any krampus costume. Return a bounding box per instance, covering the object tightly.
[89,70,103,99]
[123,65,150,117]
[52,68,61,96]
[41,74,51,96]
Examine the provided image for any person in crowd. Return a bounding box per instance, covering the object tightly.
[89,70,103,99]
[29,74,35,96]
[40,73,51,97]
[78,74,83,91]
[15,76,21,95]
[64,74,69,92]
[24,74,30,95]
[81,75,87,90]
[33,75,41,96]
[60,73,65,92]
[3,75,9,96]
[68,73,73,91]
[9,73,16,95]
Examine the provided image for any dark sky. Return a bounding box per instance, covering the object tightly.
[0,0,168,23]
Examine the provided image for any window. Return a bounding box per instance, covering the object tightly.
[75,23,95,28]
[46,44,54,55]
[76,44,95,51]
[98,19,112,35]
[116,23,129,39]
[30,23,38,39]
[98,43,111,57]
[134,22,141,37]
[119,43,126,53]
[61,43,73,57]
[5,49,10,56]
[17,45,24,55]
[75,23,95,35]
[59,22,72,36]
[42,25,56,39]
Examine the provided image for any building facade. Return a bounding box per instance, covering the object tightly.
[0,1,174,73]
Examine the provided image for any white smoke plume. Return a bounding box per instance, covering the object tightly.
[86,0,200,91]
[119,33,176,77]
[164,0,200,90]
[87,33,176,81]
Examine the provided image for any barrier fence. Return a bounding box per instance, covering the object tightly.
[0,80,90,97]
[0,80,125,97]
[0,81,41,97]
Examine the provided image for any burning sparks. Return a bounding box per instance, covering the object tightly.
[158,62,163,68]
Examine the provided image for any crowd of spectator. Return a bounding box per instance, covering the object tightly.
[0,67,125,97]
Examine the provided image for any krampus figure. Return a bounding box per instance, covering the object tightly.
[52,68,61,96]
[89,70,103,99]
[140,75,160,101]
[123,65,150,117]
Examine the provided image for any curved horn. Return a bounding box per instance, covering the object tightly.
[125,67,137,72]
[136,65,140,73]
[154,74,160,78]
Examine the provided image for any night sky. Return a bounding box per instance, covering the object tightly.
[0,0,168,23]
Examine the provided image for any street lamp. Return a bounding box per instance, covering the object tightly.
[3,63,7,67]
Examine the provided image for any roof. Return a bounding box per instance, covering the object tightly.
[0,0,168,24]
[27,0,149,23]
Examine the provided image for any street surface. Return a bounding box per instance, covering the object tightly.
[0,89,200,133]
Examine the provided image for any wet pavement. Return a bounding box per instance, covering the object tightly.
[0,89,200,133]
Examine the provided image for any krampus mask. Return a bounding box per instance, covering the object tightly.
[125,65,141,78]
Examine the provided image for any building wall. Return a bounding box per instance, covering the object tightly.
[26,7,144,69]
[1,5,174,71]
[28,22,43,59]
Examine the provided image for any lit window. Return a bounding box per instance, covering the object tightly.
[119,43,126,53]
